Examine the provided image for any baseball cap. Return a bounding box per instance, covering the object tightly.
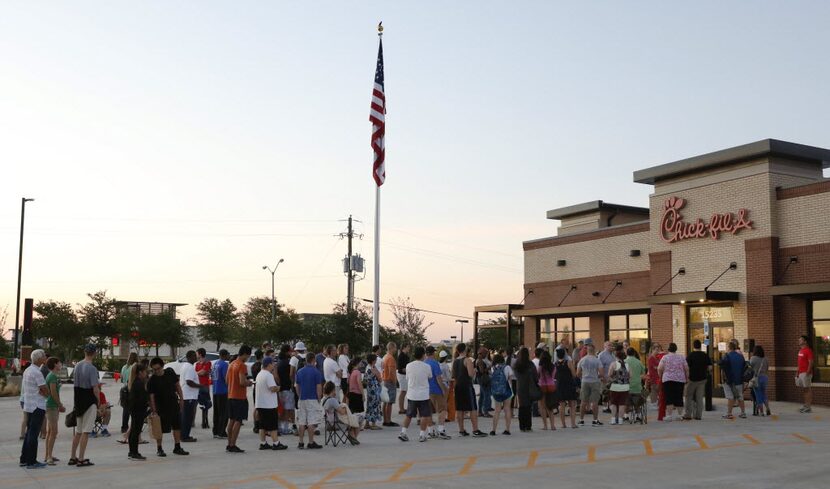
[425,346,436,355]
[262,356,274,368]
[536,342,548,350]
[84,344,97,353]
[439,350,448,359]
[294,341,307,352]
[584,338,594,346]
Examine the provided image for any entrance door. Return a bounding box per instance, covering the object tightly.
[688,306,734,396]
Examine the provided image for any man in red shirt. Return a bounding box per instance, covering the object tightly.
[796,335,814,413]
[195,348,213,429]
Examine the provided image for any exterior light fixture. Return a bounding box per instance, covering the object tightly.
[680,300,686,304]
[557,259,567,267]
[629,249,641,257]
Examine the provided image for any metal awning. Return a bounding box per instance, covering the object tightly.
[516,301,650,317]
[647,290,739,305]
[474,304,523,313]
[769,282,830,296]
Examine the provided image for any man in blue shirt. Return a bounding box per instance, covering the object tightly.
[424,346,451,440]
[719,340,747,419]
[211,349,230,439]
[294,353,324,449]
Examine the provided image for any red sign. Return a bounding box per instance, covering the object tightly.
[659,197,753,243]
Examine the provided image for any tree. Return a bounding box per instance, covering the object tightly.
[389,297,432,348]
[196,298,238,351]
[0,304,10,358]
[150,313,191,358]
[32,300,87,361]
[237,296,275,347]
[305,303,375,354]
[78,291,118,352]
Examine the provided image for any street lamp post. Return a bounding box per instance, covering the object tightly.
[13,198,34,360]
[262,259,284,322]
[455,319,469,344]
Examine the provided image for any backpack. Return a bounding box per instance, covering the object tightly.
[295,354,306,370]
[741,361,755,383]
[612,361,630,385]
[490,364,512,402]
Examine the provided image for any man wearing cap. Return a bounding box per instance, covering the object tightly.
[211,349,230,439]
[277,344,297,435]
[425,346,451,439]
[288,341,307,434]
[69,344,103,466]
[255,356,287,450]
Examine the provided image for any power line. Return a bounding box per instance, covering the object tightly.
[358,297,472,320]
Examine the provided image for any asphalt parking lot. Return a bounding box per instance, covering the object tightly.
[2,383,828,489]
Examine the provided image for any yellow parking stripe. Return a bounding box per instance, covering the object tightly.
[459,456,477,475]
[694,435,709,449]
[587,446,597,462]
[791,433,814,444]
[388,462,413,481]
[742,434,761,445]
[272,474,299,489]
[527,451,538,468]
[643,439,654,456]
[310,468,344,489]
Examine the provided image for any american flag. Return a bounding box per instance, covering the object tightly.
[369,38,386,187]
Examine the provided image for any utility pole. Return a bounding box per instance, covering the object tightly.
[339,216,363,312]
[14,198,34,360]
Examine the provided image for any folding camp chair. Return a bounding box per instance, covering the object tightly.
[323,412,350,447]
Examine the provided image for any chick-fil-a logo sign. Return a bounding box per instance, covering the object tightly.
[659,197,753,244]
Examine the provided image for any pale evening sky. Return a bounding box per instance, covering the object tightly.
[2,1,829,341]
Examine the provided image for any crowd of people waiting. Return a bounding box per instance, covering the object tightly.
[17,334,816,468]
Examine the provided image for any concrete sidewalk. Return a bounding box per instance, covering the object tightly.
[1,383,827,488]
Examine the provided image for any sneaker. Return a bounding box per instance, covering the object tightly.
[721,414,734,420]
[502,430,511,435]
[297,443,305,450]
[227,446,245,453]
[472,430,487,437]
[609,419,618,425]
[128,453,146,461]
[259,443,272,450]
[46,458,57,466]
[398,433,410,442]
[602,408,612,414]
[100,429,111,437]
[438,431,452,440]
[489,431,496,436]
[307,442,322,449]
[89,432,98,438]
[181,437,197,443]
[213,434,226,439]
[577,420,585,426]
[592,420,603,426]
[156,449,167,457]
[459,431,470,437]
[738,413,747,419]
[173,446,189,456]
[387,422,399,427]
[802,407,812,413]
[272,442,288,450]
[25,462,47,469]
[418,434,427,443]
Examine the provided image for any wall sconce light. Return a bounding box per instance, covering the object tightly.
[556,259,567,267]
[591,291,601,297]
[629,249,641,257]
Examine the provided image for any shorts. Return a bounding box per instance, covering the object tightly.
[296,399,323,427]
[580,381,602,403]
[158,406,182,433]
[228,399,249,421]
[430,393,448,413]
[397,373,407,391]
[74,404,97,434]
[383,381,397,402]
[609,391,629,407]
[796,373,812,388]
[663,381,684,406]
[279,391,295,411]
[722,383,743,401]
[406,399,432,419]
[256,408,278,431]
[347,392,364,414]
[46,407,60,430]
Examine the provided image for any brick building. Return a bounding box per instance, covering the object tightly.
[475,139,830,405]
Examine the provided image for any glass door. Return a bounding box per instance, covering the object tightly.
[688,305,734,397]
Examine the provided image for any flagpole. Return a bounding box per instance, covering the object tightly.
[372,22,383,347]
[372,185,380,346]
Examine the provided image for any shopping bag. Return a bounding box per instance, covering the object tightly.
[380,384,390,404]
[148,414,163,440]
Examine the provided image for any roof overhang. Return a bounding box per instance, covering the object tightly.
[516,301,650,317]
[546,200,649,221]
[769,282,830,296]
[474,304,523,314]
[647,290,739,305]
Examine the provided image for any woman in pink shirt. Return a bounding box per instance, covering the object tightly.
[347,358,365,415]
[657,343,689,422]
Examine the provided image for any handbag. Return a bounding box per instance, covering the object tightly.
[539,367,558,394]
[64,410,77,428]
[148,414,163,441]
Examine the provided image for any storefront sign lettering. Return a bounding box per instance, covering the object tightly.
[659,197,752,243]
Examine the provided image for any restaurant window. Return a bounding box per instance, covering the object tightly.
[607,313,650,355]
[813,300,830,382]
[540,317,589,351]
